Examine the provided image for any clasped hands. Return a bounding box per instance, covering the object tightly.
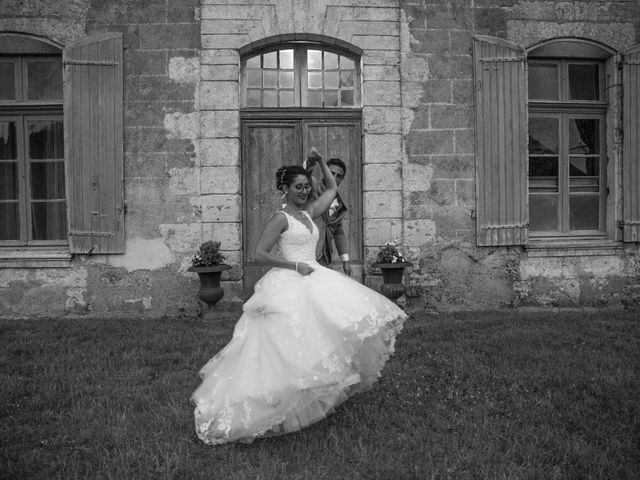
[296,262,314,276]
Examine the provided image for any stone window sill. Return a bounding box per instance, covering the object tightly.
[0,248,72,268]
[525,239,622,258]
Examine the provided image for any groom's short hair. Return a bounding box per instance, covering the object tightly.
[327,158,347,175]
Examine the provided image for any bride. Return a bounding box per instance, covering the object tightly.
[191,152,408,445]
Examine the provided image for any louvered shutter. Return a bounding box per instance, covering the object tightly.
[622,44,640,242]
[473,36,528,246]
[63,33,124,253]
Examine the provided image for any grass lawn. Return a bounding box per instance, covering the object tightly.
[1,310,639,480]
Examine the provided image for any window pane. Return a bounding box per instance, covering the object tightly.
[569,195,599,230]
[307,90,322,107]
[263,90,277,107]
[528,64,558,100]
[341,56,354,70]
[0,203,19,240]
[28,120,64,159]
[263,70,277,88]
[325,71,338,89]
[0,121,17,159]
[263,51,277,69]
[569,64,599,100]
[325,90,338,107]
[279,90,294,107]
[308,72,322,89]
[0,62,16,100]
[569,157,599,177]
[27,59,62,101]
[31,161,65,200]
[279,71,294,88]
[529,156,558,179]
[246,89,261,106]
[529,194,559,231]
[0,162,18,199]
[308,50,322,70]
[325,52,338,69]
[529,117,558,154]
[279,49,293,69]
[341,89,354,106]
[340,70,354,88]
[246,55,260,68]
[569,119,599,154]
[31,201,66,240]
[247,69,262,87]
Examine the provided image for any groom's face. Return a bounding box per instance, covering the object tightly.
[328,165,345,186]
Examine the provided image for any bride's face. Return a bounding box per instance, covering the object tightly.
[286,174,312,207]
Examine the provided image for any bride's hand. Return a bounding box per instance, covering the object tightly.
[297,262,314,276]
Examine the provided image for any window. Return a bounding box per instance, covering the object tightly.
[0,54,65,245]
[528,59,607,236]
[242,46,360,108]
[0,32,124,263]
[472,36,640,247]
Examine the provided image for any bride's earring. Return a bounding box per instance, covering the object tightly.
[281,191,287,208]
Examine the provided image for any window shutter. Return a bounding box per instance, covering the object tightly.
[63,33,124,254]
[622,44,640,242]
[473,36,528,246]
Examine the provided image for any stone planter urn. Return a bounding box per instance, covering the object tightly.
[374,262,413,304]
[188,264,231,318]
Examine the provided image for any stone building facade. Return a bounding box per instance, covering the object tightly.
[1,0,639,318]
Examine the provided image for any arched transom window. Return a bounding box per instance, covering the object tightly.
[242,45,361,108]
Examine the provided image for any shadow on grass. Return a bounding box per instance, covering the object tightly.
[1,311,639,479]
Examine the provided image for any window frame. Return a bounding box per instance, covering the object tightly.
[240,43,362,109]
[0,52,65,247]
[527,56,609,240]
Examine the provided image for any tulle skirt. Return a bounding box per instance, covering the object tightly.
[191,263,407,445]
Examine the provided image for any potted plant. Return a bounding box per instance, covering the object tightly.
[373,241,413,303]
[188,241,231,317]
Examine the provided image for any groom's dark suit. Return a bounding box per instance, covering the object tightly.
[310,177,349,265]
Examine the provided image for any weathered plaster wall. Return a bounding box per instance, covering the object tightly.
[0,0,206,318]
[399,0,640,310]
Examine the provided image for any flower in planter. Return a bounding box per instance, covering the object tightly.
[191,240,226,267]
[375,240,407,264]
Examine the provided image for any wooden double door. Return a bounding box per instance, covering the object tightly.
[241,111,362,296]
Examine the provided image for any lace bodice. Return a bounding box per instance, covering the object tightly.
[277,211,318,262]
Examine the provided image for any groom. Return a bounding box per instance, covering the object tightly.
[304,149,351,276]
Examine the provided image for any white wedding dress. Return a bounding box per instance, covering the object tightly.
[191,210,407,445]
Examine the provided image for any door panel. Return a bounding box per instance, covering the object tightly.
[242,121,300,295]
[241,115,362,296]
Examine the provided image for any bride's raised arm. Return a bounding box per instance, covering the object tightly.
[307,153,337,219]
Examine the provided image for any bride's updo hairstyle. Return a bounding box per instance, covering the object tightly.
[276,165,310,191]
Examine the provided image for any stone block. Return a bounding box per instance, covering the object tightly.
[201,49,239,65]
[124,127,195,155]
[203,222,242,251]
[363,64,400,82]
[168,0,199,23]
[450,31,473,56]
[473,7,507,36]
[364,218,403,246]
[168,167,198,196]
[201,166,241,194]
[433,207,474,236]
[125,76,195,103]
[363,50,401,66]
[402,4,426,29]
[407,130,454,155]
[454,129,475,154]
[403,219,436,246]
[201,194,242,222]
[202,34,251,50]
[159,223,202,254]
[200,81,239,110]
[352,35,400,51]
[200,138,240,166]
[201,4,264,20]
[201,110,240,138]
[201,18,264,35]
[431,104,473,129]
[452,79,473,104]
[403,163,434,192]
[125,50,166,76]
[456,179,474,207]
[411,29,450,54]
[125,100,193,128]
[364,134,402,164]
[430,155,475,179]
[428,54,472,80]
[201,65,239,82]
[363,107,402,134]
[364,191,402,218]
[140,24,199,49]
[419,79,452,104]
[364,164,402,191]
[363,81,401,107]
[168,56,200,84]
